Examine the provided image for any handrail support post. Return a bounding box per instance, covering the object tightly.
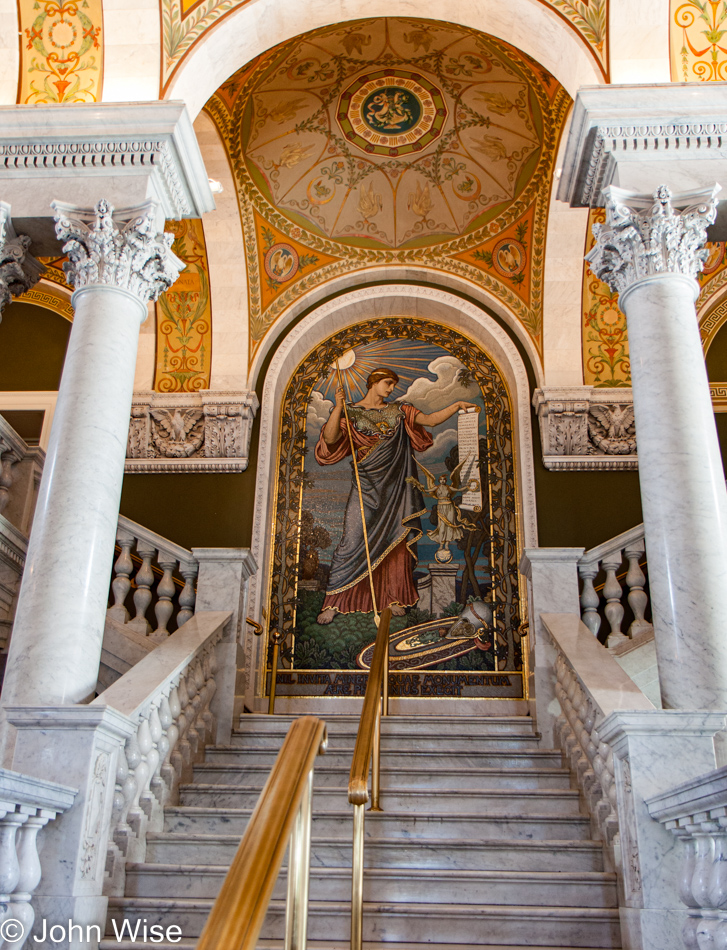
[370,698,382,812]
[285,769,313,950]
[350,802,365,950]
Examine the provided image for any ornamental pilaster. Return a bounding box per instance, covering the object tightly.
[51,199,183,305]
[586,185,720,299]
[0,202,44,315]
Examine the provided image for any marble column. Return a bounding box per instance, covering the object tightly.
[1,201,182,722]
[587,184,727,710]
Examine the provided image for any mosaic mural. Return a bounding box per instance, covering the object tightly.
[17,0,104,103]
[266,317,524,700]
[205,18,571,364]
[670,0,727,81]
[162,0,607,94]
[153,218,212,393]
[582,207,727,386]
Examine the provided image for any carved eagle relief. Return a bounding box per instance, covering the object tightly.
[149,408,205,458]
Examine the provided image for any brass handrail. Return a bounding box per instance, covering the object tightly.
[196,715,328,950]
[348,607,391,950]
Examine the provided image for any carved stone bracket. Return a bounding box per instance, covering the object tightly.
[126,391,259,472]
[533,387,637,470]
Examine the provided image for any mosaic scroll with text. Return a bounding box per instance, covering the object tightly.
[266,317,525,701]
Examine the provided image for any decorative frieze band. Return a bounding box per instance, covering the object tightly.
[533,387,638,470]
[126,391,259,473]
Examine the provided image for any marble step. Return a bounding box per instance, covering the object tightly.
[162,806,592,840]
[106,898,622,946]
[146,832,604,871]
[102,943,618,950]
[123,864,617,907]
[229,732,542,753]
[178,784,583,815]
[191,762,572,790]
[207,746,562,770]
[236,714,536,738]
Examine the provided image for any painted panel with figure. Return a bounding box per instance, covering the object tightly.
[267,318,525,700]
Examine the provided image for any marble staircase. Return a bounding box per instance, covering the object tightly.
[102,713,621,950]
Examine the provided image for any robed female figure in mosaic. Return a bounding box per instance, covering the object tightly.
[315,367,476,624]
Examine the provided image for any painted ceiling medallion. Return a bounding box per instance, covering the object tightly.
[338,70,445,155]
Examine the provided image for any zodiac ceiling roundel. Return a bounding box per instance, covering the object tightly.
[339,69,446,155]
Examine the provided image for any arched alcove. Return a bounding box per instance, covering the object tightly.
[245,283,536,712]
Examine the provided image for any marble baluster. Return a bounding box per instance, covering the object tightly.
[587,185,727,709]
[153,555,178,638]
[578,562,601,638]
[0,201,181,745]
[130,541,156,635]
[177,560,198,627]
[624,539,651,636]
[601,551,628,648]
[109,529,135,624]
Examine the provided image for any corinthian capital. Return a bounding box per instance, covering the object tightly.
[51,199,184,303]
[586,185,721,297]
[0,201,44,315]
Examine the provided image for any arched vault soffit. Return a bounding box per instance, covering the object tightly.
[203,17,573,371]
[165,1,605,109]
[247,267,545,393]
[247,282,538,629]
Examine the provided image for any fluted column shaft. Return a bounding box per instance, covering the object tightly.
[588,185,727,709]
[1,201,181,715]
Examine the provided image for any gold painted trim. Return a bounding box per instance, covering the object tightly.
[711,383,727,412]
[701,297,727,354]
[16,285,74,322]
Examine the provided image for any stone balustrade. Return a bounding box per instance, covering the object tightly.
[91,610,231,898]
[578,524,652,649]
[540,613,655,877]
[109,515,199,639]
[0,768,75,950]
[646,764,727,949]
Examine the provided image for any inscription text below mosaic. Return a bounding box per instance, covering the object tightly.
[266,319,524,700]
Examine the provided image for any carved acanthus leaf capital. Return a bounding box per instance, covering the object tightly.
[0,201,44,314]
[586,185,721,297]
[51,199,183,303]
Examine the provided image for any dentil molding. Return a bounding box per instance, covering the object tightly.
[126,390,259,473]
[533,387,637,470]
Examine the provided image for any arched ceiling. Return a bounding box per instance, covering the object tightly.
[206,18,571,363]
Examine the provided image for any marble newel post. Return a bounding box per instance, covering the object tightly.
[1,201,182,720]
[588,184,727,710]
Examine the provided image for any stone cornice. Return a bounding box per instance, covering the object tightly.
[558,83,727,208]
[0,102,214,222]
